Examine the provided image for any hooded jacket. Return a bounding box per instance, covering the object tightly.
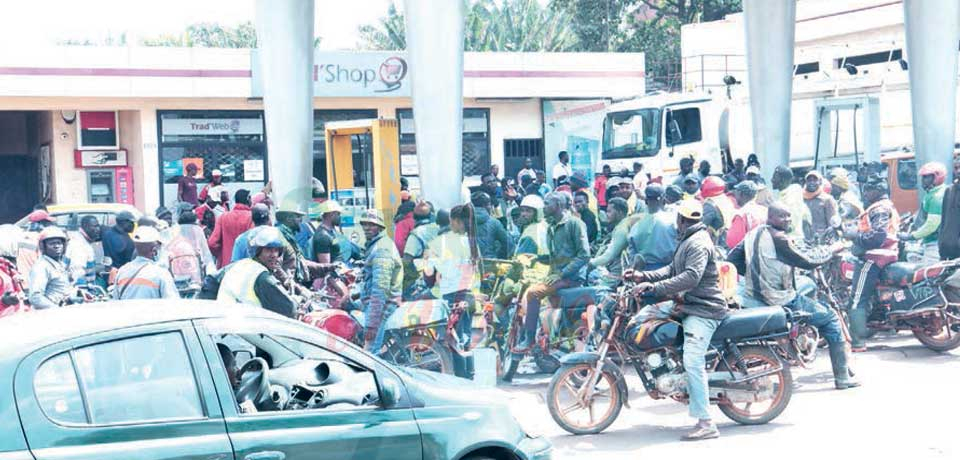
[474,207,511,259]
[645,223,728,320]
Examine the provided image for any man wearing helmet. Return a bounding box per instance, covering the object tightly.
[941,155,960,260]
[401,201,440,297]
[700,176,736,247]
[28,227,71,309]
[900,162,948,263]
[843,175,900,351]
[358,209,403,353]
[624,199,728,441]
[114,227,179,300]
[217,226,297,318]
[515,194,550,256]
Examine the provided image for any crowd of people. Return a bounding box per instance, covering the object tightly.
[2,148,959,441]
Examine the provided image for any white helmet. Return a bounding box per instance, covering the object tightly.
[519,195,544,210]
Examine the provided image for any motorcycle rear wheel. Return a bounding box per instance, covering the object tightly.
[913,307,960,352]
[386,333,455,375]
[717,345,793,426]
[547,363,623,435]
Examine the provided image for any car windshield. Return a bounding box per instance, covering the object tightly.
[602,108,661,160]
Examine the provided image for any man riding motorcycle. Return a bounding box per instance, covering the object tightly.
[700,176,736,248]
[359,209,403,353]
[401,201,440,297]
[803,170,840,241]
[515,194,550,257]
[624,199,728,441]
[64,215,103,284]
[588,197,642,288]
[217,226,298,318]
[28,227,71,309]
[518,191,590,350]
[844,175,900,352]
[728,203,859,389]
[828,167,864,224]
[900,162,947,263]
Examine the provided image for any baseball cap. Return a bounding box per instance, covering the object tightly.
[318,200,343,215]
[115,210,136,222]
[644,184,665,199]
[28,210,55,223]
[734,180,759,194]
[745,165,761,175]
[520,194,545,210]
[683,173,700,184]
[677,199,704,221]
[358,209,386,228]
[211,169,223,177]
[132,226,162,244]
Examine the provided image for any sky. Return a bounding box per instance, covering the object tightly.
[0,0,397,50]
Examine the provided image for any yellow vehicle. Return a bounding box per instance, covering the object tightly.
[15,203,142,231]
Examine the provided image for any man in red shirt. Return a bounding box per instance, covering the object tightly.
[198,169,224,203]
[178,163,199,206]
[594,164,611,209]
[208,189,254,268]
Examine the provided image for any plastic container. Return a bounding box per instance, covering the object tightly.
[472,347,498,388]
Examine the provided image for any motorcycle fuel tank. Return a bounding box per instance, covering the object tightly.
[627,319,681,351]
[384,299,450,330]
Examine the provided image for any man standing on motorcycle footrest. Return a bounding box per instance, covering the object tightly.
[216,226,298,318]
[900,162,947,264]
[114,227,180,300]
[624,199,728,441]
[518,192,590,350]
[728,203,860,390]
[28,227,71,309]
[359,209,403,354]
[844,175,900,352]
[402,201,440,299]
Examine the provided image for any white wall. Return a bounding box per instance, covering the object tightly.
[483,98,543,170]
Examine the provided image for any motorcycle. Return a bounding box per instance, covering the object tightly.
[381,296,476,377]
[497,255,601,382]
[547,279,795,435]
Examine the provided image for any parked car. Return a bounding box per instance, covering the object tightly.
[0,301,550,460]
[15,203,142,231]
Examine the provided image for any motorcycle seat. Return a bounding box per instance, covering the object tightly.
[712,306,788,342]
[881,262,920,287]
[554,287,606,309]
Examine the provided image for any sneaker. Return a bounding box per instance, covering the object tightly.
[682,421,719,441]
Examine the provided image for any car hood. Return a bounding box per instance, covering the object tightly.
[399,368,508,408]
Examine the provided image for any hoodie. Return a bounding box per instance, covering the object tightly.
[475,207,511,259]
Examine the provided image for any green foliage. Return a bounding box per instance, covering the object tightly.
[358,0,578,52]
[140,21,259,48]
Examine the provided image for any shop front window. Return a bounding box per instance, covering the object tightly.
[158,111,268,208]
[397,108,491,177]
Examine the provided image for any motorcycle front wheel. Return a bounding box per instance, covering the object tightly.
[547,363,623,435]
[717,345,793,425]
[912,306,960,352]
[385,333,455,375]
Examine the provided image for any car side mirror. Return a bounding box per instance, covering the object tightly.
[379,375,401,408]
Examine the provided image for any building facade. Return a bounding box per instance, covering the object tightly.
[0,47,644,222]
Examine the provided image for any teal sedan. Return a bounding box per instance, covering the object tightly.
[0,301,551,460]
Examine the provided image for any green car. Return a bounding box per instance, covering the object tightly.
[0,301,551,460]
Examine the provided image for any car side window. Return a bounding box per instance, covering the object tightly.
[34,353,86,424]
[208,330,380,415]
[33,332,205,426]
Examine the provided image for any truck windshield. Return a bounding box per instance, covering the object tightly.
[602,108,661,159]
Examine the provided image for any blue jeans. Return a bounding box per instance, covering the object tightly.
[786,294,844,345]
[636,302,721,421]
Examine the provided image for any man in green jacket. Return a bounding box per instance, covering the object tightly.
[519,192,590,350]
[901,162,948,263]
[359,209,403,353]
[588,197,642,287]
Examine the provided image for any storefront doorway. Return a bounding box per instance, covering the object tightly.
[0,111,50,223]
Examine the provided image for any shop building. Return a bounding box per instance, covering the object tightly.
[0,46,643,221]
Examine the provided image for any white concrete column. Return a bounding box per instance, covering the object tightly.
[404,0,465,210]
[903,0,960,172]
[743,0,796,181]
[255,0,315,211]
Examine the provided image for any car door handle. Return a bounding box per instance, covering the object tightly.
[244,451,286,460]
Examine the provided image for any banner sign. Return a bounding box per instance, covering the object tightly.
[252,51,410,98]
[162,118,264,136]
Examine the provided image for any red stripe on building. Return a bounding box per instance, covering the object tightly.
[464,70,645,78]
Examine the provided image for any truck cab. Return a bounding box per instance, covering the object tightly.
[600,93,725,178]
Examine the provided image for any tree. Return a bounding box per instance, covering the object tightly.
[140,22,259,48]
[358,0,578,52]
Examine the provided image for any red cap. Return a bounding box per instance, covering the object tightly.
[700,176,726,198]
[28,210,55,223]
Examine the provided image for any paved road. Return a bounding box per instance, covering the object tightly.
[499,332,960,460]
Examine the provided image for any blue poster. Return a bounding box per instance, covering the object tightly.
[162,160,183,178]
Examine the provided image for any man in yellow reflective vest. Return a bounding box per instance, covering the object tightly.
[217,226,298,318]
